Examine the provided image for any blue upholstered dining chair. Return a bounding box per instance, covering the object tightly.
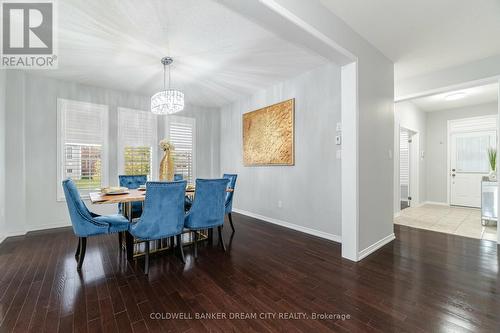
[184,178,230,258]
[223,174,238,232]
[118,175,147,218]
[129,181,187,274]
[62,178,129,271]
[174,173,183,181]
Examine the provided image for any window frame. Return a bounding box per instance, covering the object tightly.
[164,115,196,184]
[117,107,158,180]
[57,98,109,201]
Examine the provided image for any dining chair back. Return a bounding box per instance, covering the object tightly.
[130,181,186,240]
[223,173,238,231]
[185,178,229,230]
[184,178,229,257]
[129,181,187,273]
[118,175,147,218]
[62,178,129,271]
[63,178,105,235]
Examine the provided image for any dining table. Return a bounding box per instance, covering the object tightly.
[89,187,233,260]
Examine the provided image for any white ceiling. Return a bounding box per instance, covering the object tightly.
[34,0,328,107]
[410,83,498,112]
[319,0,500,81]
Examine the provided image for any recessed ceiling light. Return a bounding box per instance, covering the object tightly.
[444,92,467,101]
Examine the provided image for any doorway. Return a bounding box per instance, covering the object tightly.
[394,82,498,242]
[448,116,497,207]
[399,127,416,210]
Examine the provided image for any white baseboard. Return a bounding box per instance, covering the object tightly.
[0,220,71,245]
[358,233,396,261]
[26,221,71,232]
[423,201,449,206]
[233,208,342,243]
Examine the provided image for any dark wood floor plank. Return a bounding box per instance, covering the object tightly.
[0,214,498,332]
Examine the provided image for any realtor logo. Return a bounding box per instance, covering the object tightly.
[1,0,57,68]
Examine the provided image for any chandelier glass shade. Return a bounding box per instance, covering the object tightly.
[151,57,184,115]
[151,89,184,115]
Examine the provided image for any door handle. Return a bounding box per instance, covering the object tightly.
[452,173,456,177]
[452,169,456,172]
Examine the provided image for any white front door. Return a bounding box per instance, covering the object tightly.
[450,131,496,207]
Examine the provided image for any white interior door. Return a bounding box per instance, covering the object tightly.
[450,131,496,207]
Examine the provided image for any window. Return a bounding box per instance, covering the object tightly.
[57,99,108,200]
[118,107,158,179]
[165,116,196,184]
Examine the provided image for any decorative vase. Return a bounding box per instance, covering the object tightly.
[488,170,497,181]
[159,139,175,181]
[159,149,174,181]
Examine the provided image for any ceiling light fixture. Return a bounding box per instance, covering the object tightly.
[444,92,467,101]
[151,57,184,115]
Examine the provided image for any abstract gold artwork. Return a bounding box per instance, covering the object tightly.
[243,99,294,166]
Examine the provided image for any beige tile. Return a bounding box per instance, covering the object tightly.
[395,205,496,239]
[484,224,497,233]
[434,219,461,228]
[394,216,413,226]
[439,216,466,225]
[428,223,459,234]
[482,232,497,242]
[453,223,483,239]
[417,214,441,223]
[461,217,482,226]
[468,210,481,218]
[406,219,437,230]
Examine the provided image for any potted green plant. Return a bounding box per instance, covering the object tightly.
[487,148,497,181]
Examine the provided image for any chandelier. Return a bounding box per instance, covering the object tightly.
[151,57,184,115]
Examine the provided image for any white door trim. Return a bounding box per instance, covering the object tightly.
[394,125,420,214]
[497,80,500,245]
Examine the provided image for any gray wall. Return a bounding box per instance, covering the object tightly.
[356,47,395,251]
[394,101,427,212]
[0,70,5,238]
[426,102,498,203]
[220,63,342,237]
[4,71,220,233]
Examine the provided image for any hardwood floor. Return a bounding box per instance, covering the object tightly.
[0,213,499,332]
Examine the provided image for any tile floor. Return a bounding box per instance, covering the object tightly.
[394,204,497,241]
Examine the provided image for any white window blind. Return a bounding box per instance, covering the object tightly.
[165,116,196,184]
[118,108,158,179]
[455,133,494,173]
[57,99,108,200]
[399,129,410,201]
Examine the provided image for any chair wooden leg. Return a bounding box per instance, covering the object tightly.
[228,213,235,232]
[170,236,175,250]
[218,226,226,252]
[75,238,81,261]
[208,228,213,246]
[118,232,123,250]
[193,231,198,259]
[177,234,185,264]
[77,237,87,271]
[144,241,150,275]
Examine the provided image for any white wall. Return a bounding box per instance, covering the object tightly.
[220,63,342,238]
[0,70,6,240]
[394,101,427,213]
[4,71,220,235]
[396,55,500,100]
[426,102,498,203]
